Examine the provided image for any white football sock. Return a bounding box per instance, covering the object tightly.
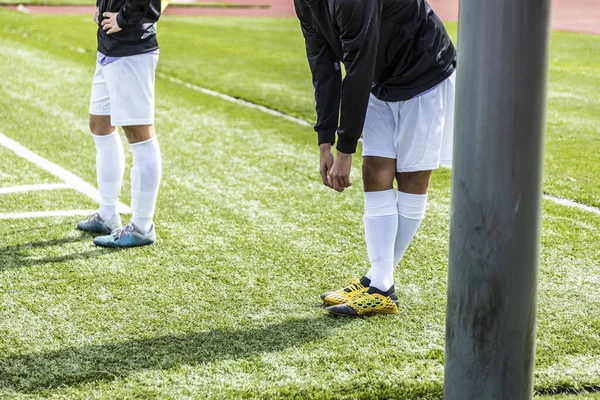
[92,131,124,221]
[130,137,162,234]
[363,189,398,292]
[393,192,428,268]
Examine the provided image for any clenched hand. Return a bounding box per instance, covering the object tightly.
[319,144,352,192]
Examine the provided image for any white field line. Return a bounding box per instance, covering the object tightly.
[0,133,130,215]
[0,183,70,195]
[544,194,600,216]
[160,74,313,127]
[0,210,97,220]
[441,165,600,216]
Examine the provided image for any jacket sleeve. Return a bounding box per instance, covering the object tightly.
[116,0,152,29]
[334,0,381,154]
[295,0,342,147]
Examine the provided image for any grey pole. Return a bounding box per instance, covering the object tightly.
[443,0,552,399]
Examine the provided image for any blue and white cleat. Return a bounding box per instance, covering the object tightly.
[93,222,156,248]
[77,213,122,235]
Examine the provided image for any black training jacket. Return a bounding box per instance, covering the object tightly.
[96,0,161,57]
[295,0,456,154]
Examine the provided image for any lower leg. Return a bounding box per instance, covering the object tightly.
[123,125,161,233]
[362,157,398,292]
[89,114,124,221]
[393,171,432,267]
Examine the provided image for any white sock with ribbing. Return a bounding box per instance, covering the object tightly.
[93,130,124,221]
[129,137,162,234]
[363,189,398,292]
[392,191,428,268]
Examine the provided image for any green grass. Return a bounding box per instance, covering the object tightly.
[2,12,597,206]
[0,148,58,187]
[0,190,96,212]
[0,9,599,399]
[545,32,600,207]
[539,395,600,400]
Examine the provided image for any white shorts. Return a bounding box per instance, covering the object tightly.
[362,73,455,172]
[89,53,159,127]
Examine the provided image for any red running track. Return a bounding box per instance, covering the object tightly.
[5,0,600,34]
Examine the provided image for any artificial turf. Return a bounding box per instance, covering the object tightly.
[0,10,599,399]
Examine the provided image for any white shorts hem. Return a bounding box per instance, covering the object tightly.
[396,163,441,173]
[112,118,154,127]
[89,109,111,116]
[362,150,397,159]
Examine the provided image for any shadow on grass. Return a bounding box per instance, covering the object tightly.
[0,234,114,270]
[0,316,350,393]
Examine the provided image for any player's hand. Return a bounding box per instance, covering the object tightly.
[319,144,334,188]
[328,151,353,193]
[94,7,99,24]
[101,12,122,34]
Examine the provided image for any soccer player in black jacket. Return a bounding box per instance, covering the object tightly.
[77,0,163,248]
[295,0,456,316]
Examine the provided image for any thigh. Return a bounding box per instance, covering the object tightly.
[362,94,398,160]
[104,53,159,127]
[89,63,111,117]
[396,76,453,173]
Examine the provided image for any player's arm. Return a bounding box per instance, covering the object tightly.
[295,0,342,151]
[101,0,151,34]
[116,0,152,29]
[334,0,381,155]
[295,0,342,188]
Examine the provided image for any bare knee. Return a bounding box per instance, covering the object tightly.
[123,125,154,144]
[89,115,115,135]
[362,156,397,192]
[396,170,432,194]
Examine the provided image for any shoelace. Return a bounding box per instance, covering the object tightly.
[112,224,134,240]
[342,280,366,300]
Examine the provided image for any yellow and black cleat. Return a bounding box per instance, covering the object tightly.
[327,287,398,317]
[320,277,370,306]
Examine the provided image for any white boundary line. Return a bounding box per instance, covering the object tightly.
[0,183,70,195]
[441,165,600,216]
[0,132,130,218]
[544,194,600,216]
[160,74,313,127]
[0,210,98,220]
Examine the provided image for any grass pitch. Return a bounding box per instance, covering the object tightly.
[0,10,599,399]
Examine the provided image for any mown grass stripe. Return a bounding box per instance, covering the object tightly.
[161,74,313,127]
